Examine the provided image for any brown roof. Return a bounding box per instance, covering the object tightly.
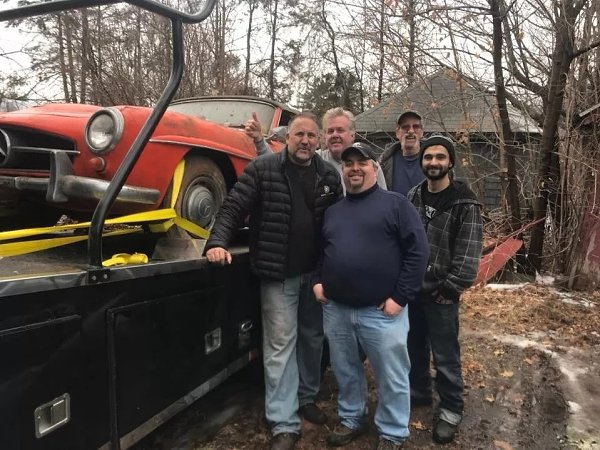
[356,68,541,134]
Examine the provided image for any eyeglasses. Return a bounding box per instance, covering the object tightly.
[400,123,422,132]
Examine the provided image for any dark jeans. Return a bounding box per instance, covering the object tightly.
[407,300,463,417]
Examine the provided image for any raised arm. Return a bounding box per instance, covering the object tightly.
[244,111,272,156]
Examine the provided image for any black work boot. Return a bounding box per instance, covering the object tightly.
[298,402,328,425]
[433,418,458,444]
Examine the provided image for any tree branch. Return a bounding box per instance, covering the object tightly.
[572,39,600,59]
[500,1,547,98]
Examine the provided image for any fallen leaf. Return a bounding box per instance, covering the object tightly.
[523,358,534,365]
[410,420,428,430]
[485,395,495,403]
[494,440,514,450]
[500,370,514,378]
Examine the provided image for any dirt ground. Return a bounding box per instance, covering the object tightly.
[134,282,600,450]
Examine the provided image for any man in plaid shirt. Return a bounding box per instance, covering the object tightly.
[406,135,483,444]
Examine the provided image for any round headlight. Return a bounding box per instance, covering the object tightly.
[85,108,124,154]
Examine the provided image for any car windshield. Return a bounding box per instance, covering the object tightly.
[169,99,277,129]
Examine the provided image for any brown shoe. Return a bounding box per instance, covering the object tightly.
[327,422,368,446]
[298,402,328,425]
[270,432,300,450]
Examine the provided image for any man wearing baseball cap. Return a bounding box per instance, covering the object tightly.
[406,135,483,444]
[313,142,429,449]
[379,110,426,196]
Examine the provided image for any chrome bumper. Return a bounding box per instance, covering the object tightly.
[0,138,160,205]
[0,174,160,205]
[0,153,159,205]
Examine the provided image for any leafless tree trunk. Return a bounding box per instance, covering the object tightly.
[490,0,521,230]
[268,0,279,99]
[134,9,142,104]
[79,10,89,103]
[377,0,385,102]
[56,15,70,102]
[243,0,258,95]
[64,14,78,103]
[406,0,416,85]
[319,2,351,108]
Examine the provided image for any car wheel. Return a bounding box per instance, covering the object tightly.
[174,156,226,231]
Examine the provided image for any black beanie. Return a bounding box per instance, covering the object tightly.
[419,135,456,167]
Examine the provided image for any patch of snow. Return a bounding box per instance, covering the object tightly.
[560,364,588,383]
[568,401,582,413]
[536,273,555,285]
[477,333,588,383]
[554,291,596,308]
[485,283,529,290]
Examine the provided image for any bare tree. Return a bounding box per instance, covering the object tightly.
[524,0,600,271]
[490,0,521,230]
[268,0,279,99]
[243,0,260,95]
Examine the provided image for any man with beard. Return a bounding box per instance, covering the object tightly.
[206,112,343,450]
[245,107,387,193]
[406,136,483,444]
[313,142,428,450]
[379,110,426,196]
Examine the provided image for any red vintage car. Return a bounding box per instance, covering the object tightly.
[0,96,297,230]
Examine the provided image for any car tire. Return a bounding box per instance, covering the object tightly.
[173,155,226,231]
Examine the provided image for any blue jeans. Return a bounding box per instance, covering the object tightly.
[260,274,324,435]
[407,300,463,425]
[323,300,411,444]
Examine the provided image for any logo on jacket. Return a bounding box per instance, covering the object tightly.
[425,205,436,219]
[319,184,334,197]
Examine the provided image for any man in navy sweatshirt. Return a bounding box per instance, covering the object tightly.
[312,142,429,450]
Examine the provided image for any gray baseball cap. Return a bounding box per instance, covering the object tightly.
[396,110,422,125]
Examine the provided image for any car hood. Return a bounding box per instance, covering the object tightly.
[0,103,103,119]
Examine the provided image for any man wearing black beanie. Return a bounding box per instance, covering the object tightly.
[406,135,483,444]
[417,135,456,168]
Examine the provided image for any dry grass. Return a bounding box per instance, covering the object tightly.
[462,283,600,347]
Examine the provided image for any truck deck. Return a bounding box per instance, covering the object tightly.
[0,233,156,276]
[0,231,249,295]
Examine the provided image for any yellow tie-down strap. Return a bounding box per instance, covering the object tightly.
[103,252,149,267]
[0,160,210,262]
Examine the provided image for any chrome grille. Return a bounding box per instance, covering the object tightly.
[0,127,78,170]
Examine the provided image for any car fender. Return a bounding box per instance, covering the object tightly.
[128,138,253,207]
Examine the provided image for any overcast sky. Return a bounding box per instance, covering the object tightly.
[0,0,38,95]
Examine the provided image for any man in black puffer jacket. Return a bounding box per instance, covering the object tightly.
[206,112,343,450]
